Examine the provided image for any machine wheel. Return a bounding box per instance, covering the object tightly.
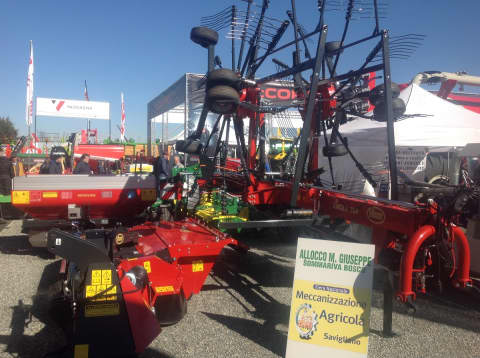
[207,68,239,90]
[155,292,187,326]
[369,82,401,106]
[175,139,203,154]
[325,41,343,55]
[190,27,219,48]
[373,97,406,121]
[206,85,240,114]
[322,144,348,157]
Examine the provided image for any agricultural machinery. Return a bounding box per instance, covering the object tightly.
[11,170,246,357]
[175,0,476,306]
[7,0,478,357]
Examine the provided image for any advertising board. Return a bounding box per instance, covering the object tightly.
[36,97,110,120]
[286,238,375,357]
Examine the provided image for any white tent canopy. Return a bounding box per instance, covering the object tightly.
[335,84,480,147]
[320,84,480,193]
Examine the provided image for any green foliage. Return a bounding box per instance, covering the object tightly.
[0,117,18,144]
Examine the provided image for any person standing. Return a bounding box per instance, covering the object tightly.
[48,155,64,174]
[155,151,171,198]
[156,151,171,181]
[73,154,92,174]
[173,155,184,170]
[0,148,13,195]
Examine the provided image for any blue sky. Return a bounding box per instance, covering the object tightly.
[1,1,479,141]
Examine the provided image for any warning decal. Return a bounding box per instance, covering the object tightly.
[85,303,120,317]
[192,260,204,272]
[84,269,118,310]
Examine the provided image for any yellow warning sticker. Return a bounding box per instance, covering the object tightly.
[143,261,151,273]
[42,191,58,198]
[85,285,96,299]
[141,189,156,201]
[74,344,89,358]
[96,285,107,301]
[155,286,174,293]
[102,270,112,285]
[192,260,204,272]
[91,270,102,285]
[106,286,117,301]
[85,303,120,317]
[12,191,30,204]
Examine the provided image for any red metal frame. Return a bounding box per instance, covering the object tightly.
[13,187,156,220]
[115,217,246,352]
[213,79,473,302]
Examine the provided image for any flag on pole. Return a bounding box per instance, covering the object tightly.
[25,40,34,127]
[120,92,126,142]
[84,80,89,101]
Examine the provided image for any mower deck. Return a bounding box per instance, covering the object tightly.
[44,216,246,357]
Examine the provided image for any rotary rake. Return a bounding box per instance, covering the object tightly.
[174,0,475,311]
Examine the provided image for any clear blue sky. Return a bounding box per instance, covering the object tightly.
[1,1,479,142]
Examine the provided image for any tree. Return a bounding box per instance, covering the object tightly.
[0,117,18,144]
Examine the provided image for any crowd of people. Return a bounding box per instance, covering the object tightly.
[0,145,188,197]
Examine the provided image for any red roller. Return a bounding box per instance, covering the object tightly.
[397,225,435,302]
[451,225,472,288]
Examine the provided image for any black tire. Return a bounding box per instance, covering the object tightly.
[325,41,343,55]
[206,85,240,114]
[190,27,218,48]
[322,143,348,157]
[175,139,203,154]
[373,97,406,121]
[206,68,239,90]
[369,82,401,106]
[155,293,187,326]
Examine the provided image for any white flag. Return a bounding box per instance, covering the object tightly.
[120,92,126,142]
[25,41,34,126]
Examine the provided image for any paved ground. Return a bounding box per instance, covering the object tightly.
[0,220,479,358]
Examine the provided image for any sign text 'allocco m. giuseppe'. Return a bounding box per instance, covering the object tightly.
[286,238,375,358]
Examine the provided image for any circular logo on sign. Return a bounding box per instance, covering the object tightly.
[295,303,318,339]
[366,206,385,225]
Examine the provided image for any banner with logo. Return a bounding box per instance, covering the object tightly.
[120,92,126,141]
[286,238,374,358]
[25,41,34,126]
[36,97,110,120]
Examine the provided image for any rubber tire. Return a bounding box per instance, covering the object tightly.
[325,41,343,55]
[206,85,240,114]
[369,82,401,106]
[373,97,406,121]
[206,68,239,90]
[190,27,218,48]
[322,144,348,157]
[175,139,203,154]
[155,293,187,326]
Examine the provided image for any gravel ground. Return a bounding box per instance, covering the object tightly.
[0,220,479,358]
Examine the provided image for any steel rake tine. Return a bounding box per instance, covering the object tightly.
[200,6,232,20]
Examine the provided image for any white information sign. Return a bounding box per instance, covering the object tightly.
[286,238,375,358]
[36,97,110,120]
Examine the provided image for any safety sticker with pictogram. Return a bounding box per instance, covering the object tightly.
[85,269,117,302]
